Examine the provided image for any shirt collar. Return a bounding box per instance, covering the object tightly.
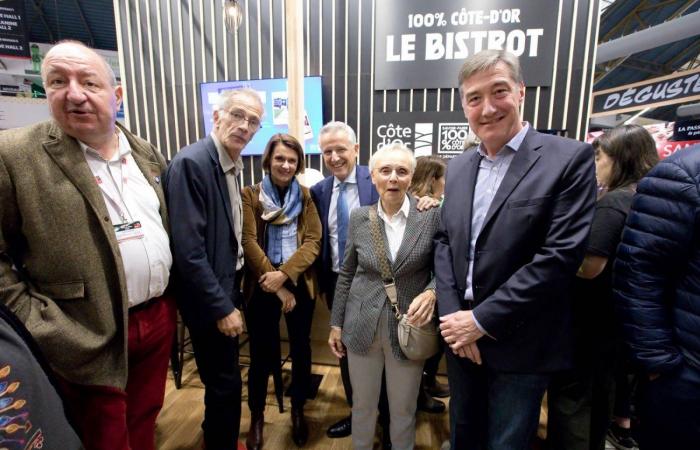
[334,166,357,189]
[79,128,131,162]
[477,122,530,158]
[377,194,410,223]
[211,132,244,175]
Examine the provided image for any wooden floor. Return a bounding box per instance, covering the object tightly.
[155,354,451,450]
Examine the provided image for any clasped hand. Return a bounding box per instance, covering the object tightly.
[439,310,484,365]
[259,270,288,293]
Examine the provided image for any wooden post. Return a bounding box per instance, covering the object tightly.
[285,0,305,146]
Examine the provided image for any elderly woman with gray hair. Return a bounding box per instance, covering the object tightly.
[328,143,441,449]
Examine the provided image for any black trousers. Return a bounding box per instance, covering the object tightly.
[638,361,700,449]
[245,283,315,412]
[188,322,242,450]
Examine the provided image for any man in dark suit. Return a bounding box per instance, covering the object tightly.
[435,50,596,450]
[310,121,381,439]
[165,88,264,450]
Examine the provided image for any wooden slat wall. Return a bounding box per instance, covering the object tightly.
[114,0,600,186]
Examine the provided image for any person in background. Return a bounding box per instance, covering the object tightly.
[0,40,175,450]
[165,88,264,450]
[410,155,447,201]
[329,143,441,450]
[547,125,658,450]
[409,155,450,414]
[614,144,700,449]
[241,134,322,449]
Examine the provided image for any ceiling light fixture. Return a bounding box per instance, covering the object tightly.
[223,0,243,33]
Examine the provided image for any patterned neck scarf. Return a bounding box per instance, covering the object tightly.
[260,175,302,265]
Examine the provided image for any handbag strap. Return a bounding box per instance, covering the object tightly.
[368,207,402,319]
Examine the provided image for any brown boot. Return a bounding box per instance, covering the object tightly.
[246,411,264,450]
[291,406,309,446]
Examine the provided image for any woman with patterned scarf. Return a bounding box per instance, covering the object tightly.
[241,133,322,450]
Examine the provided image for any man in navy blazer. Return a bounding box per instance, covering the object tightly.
[435,50,596,449]
[165,88,264,450]
[310,121,381,439]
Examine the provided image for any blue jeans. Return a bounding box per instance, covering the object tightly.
[446,349,549,450]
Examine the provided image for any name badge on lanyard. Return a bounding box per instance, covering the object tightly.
[114,220,144,242]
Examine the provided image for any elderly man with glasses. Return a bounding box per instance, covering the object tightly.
[165,88,264,450]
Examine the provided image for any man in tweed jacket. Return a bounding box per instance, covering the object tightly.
[0,41,175,450]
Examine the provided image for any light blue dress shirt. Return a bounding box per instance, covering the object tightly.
[466,123,530,334]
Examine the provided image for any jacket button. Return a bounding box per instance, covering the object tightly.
[104,216,110,222]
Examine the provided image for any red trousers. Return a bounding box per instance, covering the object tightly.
[60,295,176,450]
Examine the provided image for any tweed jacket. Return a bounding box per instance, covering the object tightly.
[0,119,168,389]
[240,182,322,305]
[330,196,440,360]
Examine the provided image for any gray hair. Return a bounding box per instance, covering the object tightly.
[457,49,523,87]
[216,87,265,115]
[41,40,117,87]
[319,121,357,144]
[369,143,417,172]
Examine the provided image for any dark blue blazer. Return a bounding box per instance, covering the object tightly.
[310,165,379,300]
[164,136,240,328]
[434,128,596,372]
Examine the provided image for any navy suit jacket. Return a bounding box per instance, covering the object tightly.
[434,128,596,372]
[164,136,240,328]
[310,165,379,301]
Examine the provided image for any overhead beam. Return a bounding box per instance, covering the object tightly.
[31,0,54,42]
[620,57,666,76]
[73,0,95,47]
[596,10,700,64]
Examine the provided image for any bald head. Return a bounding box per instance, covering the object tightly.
[41,40,117,87]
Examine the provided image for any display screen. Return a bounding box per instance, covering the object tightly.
[199,76,324,155]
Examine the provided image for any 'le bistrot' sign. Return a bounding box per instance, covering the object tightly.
[374,0,560,90]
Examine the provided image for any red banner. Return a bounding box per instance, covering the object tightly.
[657,139,700,159]
[586,122,700,160]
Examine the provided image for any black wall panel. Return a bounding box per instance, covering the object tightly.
[116,0,599,185]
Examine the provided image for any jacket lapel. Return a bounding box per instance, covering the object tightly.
[481,130,542,231]
[321,176,333,221]
[41,123,112,227]
[392,197,423,271]
[206,138,235,233]
[461,150,482,256]
[357,165,374,206]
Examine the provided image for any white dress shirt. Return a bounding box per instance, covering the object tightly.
[80,130,172,307]
[377,195,410,262]
[329,166,361,272]
[212,133,245,270]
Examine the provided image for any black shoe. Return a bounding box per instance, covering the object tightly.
[417,388,446,414]
[291,407,309,446]
[246,412,264,450]
[424,375,450,398]
[606,423,638,450]
[326,415,351,438]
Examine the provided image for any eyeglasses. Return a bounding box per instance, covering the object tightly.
[224,109,261,131]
